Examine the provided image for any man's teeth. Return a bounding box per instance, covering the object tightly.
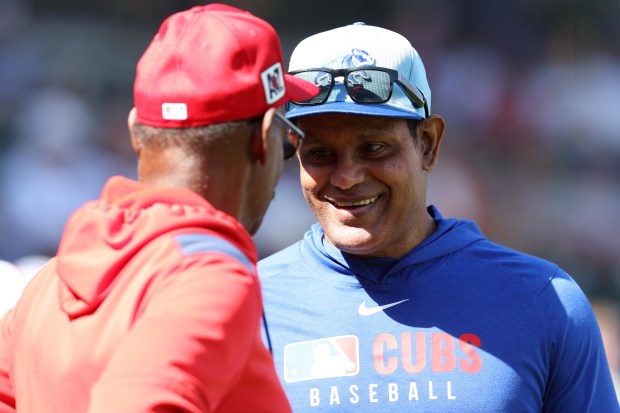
[334,196,378,207]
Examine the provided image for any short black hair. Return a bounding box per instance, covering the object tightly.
[131,118,252,152]
[406,118,422,145]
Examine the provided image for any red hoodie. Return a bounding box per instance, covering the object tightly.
[0,176,291,413]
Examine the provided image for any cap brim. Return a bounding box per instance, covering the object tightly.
[286,101,425,120]
[284,74,320,103]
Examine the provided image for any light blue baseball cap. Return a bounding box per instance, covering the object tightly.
[286,22,431,120]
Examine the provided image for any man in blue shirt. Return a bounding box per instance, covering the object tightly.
[258,22,619,412]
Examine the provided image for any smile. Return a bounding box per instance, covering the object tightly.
[333,196,378,208]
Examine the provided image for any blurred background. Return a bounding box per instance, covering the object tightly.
[0,0,618,384]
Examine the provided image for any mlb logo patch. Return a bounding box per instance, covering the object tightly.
[261,62,286,104]
[283,335,359,383]
[161,102,188,120]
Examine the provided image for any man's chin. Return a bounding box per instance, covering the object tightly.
[324,226,377,255]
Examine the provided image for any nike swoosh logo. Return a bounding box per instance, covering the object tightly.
[358,299,409,316]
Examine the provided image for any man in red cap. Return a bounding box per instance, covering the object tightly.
[0,4,317,412]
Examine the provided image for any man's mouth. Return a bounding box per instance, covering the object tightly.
[332,196,379,208]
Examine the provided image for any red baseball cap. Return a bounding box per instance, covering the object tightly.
[134,4,318,128]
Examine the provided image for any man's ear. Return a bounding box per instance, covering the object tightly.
[250,107,277,166]
[127,107,142,156]
[419,114,445,171]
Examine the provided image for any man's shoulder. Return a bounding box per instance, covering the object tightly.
[258,241,304,276]
[460,238,563,296]
[479,241,594,318]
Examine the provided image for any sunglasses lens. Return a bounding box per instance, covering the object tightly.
[292,71,333,105]
[283,131,299,160]
[346,69,392,103]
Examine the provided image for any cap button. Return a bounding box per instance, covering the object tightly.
[352,22,366,26]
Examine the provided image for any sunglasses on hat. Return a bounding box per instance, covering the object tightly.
[273,111,305,160]
[289,66,429,118]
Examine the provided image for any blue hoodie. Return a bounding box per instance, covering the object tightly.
[259,206,619,412]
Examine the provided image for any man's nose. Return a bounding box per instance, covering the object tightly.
[329,155,365,190]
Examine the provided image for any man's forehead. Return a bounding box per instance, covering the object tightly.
[297,114,409,141]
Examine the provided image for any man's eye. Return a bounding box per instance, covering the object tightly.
[309,148,331,158]
[363,143,383,153]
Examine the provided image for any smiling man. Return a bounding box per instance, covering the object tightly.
[258,23,619,412]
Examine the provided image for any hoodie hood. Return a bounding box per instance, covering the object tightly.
[56,176,255,318]
[305,205,485,284]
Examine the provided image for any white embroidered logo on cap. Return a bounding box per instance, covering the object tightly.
[162,103,188,120]
[261,62,286,104]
